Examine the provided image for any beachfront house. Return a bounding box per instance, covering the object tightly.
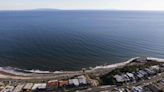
[144,68,155,75]
[121,74,130,82]
[135,71,144,80]
[13,84,24,92]
[23,83,34,92]
[32,83,47,91]
[114,75,124,83]
[1,85,15,92]
[150,65,160,72]
[138,70,148,78]
[78,75,87,85]
[59,80,69,87]
[126,72,135,82]
[47,80,59,88]
[69,79,79,87]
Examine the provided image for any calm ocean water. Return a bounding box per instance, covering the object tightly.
[0,10,164,71]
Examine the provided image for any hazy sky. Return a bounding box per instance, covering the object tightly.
[1,0,164,10]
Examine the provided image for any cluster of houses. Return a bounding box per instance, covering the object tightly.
[113,64,164,85]
[47,75,88,89]
[107,79,164,92]
[0,75,99,92]
[130,79,164,92]
[0,82,48,92]
[117,79,164,92]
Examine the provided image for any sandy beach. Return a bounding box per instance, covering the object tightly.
[0,57,140,80]
[0,57,164,80]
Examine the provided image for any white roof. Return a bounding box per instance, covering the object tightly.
[1,86,15,92]
[69,79,79,86]
[139,70,147,75]
[23,83,33,89]
[145,68,155,74]
[114,75,124,82]
[126,73,134,78]
[150,65,160,70]
[122,74,130,81]
[78,75,87,84]
[32,83,47,90]
[137,72,144,78]
[13,84,24,92]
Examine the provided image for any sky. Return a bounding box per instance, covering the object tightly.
[0,0,164,10]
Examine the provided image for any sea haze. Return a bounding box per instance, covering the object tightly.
[0,10,164,71]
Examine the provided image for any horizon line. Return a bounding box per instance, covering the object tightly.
[0,8,164,11]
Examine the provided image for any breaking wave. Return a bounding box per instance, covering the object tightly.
[93,57,140,69]
[0,66,63,75]
[1,57,164,75]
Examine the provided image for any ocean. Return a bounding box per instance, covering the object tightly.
[0,10,164,71]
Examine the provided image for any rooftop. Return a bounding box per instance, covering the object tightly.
[32,83,47,90]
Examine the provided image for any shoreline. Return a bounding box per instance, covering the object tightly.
[0,57,164,80]
[0,57,140,74]
[92,57,140,69]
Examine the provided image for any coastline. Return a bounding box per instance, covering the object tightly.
[92,57,140,69]
[0,57,164,80]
